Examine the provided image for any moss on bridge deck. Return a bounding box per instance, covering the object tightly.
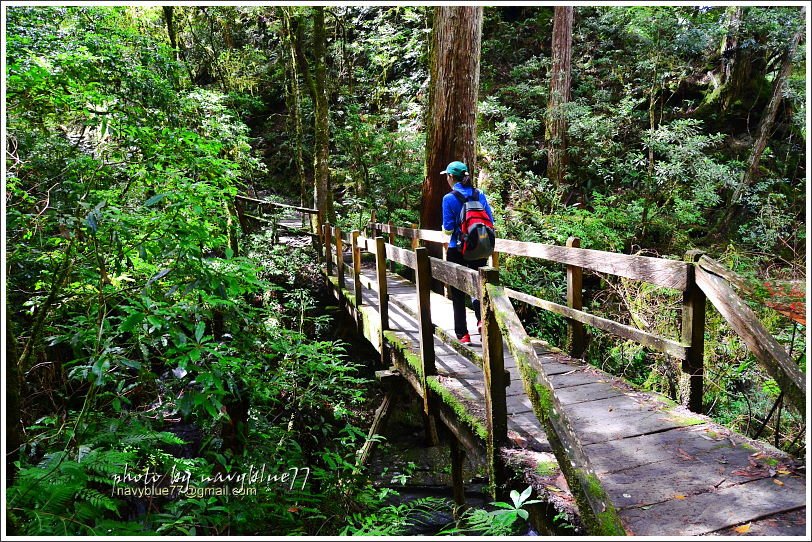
[325,259,806,536]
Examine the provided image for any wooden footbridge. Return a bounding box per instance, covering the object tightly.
[236,195,808,536]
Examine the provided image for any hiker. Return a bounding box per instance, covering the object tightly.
[441,160,495,344]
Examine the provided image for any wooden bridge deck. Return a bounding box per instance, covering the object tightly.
[333,257,806,536]
[259,208,806,536]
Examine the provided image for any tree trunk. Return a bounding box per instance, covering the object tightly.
[721,7,752,113]
[312,8,333,223]
[163,6,177,53]
[280,8,308,211]
[718,11,803,231]
[292,7,334,225]
[720,6,743,85]
[421,6,483,232]
[545,6,573,188]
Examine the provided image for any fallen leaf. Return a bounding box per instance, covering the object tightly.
[622,493,632,498]
[733,523,751,534]
[639,505,652,510]
[773,479,784,486]
[674,494,686,500]
[287,507,300,513]
[545,485,562,493]
[777,469,791,475]
[677,448,696,461]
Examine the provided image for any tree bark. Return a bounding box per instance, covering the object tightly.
[545,6,573,188]
[421,6,483,232]
[163,6,177,52]
[718,10,803,231]
[720,6,743,85]
[280,8,308,210]
[291,7,334,225]
[312,8,333,224]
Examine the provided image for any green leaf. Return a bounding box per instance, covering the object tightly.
[119,312,144,333]
[510,489,521,508]
[195,321,205,343]
[519,485,533,504]
[144,193,167,207]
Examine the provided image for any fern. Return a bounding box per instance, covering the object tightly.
[340,496,451,536]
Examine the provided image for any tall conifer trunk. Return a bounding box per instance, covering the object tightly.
[422,6,483,233]
[546,6,573,188]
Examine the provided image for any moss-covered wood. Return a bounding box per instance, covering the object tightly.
[487,282,627,535]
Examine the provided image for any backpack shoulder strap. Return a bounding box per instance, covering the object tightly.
[451,190,467,204]
[471,189,480,201]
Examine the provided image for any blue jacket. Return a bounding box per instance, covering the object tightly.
[442,183,494,248]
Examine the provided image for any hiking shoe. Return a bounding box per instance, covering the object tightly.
[458,333,472,344]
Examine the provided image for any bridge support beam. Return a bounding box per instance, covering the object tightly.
[450,437,467,512]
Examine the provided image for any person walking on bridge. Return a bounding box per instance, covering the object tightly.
[441,160,495,344]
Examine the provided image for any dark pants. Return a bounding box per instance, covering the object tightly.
[446,246,487,338]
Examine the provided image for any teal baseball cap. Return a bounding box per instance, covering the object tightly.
[440,161,468,179]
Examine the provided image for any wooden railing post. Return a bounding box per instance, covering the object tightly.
[480,266,508,497]
[682,249,706,413]
[375,237,389,363]
[323,223,333,275]
[313,213,323,263]
[387,221,396,272]
[335,227,345,289]
[566,237,586,358]
[410,222,420,250]
[351,230,362,307]
[415,246,439,445]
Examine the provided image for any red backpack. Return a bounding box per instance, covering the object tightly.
[453,189,495,261]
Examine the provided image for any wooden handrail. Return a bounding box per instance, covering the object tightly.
[235,194,319,214]
[504,287,689,360]
[485,280,625,535]
[338,223,802,417]
[371,222,690,290]
[695,256,806,415]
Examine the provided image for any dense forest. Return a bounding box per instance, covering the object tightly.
[4,4,807,536]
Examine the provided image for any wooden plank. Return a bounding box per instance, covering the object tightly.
[566,237,586,358]
[695,265,805,415]
[487,282,626,535]
[554,382,626,405]
[430,256,480,298]
[507,287,688,360]
[358,274,376,292]
[385,243,417,270]
[618,475,806,536]
[493,238,690,290]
